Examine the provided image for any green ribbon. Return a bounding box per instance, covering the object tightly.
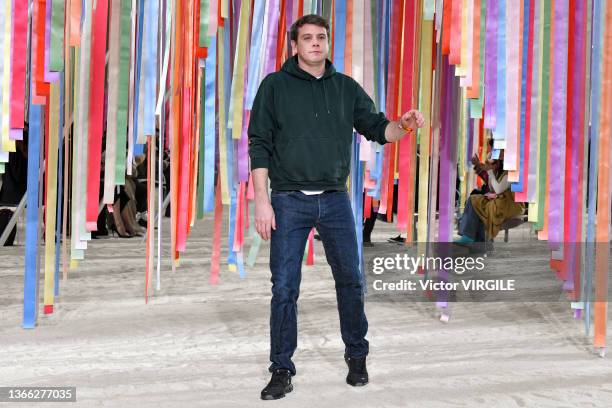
[50,0,65,72]
[199,0,210,47]
[469,0,486,117]
[115,0,133,185]
[197,67,206,219]
[535,0,551,231]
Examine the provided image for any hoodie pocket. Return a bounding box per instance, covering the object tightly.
[277,135,350,184]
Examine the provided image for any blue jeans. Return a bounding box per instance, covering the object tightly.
[268,190,369,376]
[459,195,486,242]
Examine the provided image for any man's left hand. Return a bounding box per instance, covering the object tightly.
[400,110,425,131]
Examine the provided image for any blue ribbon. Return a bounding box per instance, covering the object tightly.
[133,0,146,155]
[237,242,246,278]
[203,35,217,213]
[368,0,388,200]
[350,133,366,294]
[23,104,43,328]
[512,0,531,193]
[493,0,506,142]
[370,148,383,199]
[245,0,266,109]
[143,0,159,136]
[222,22,239,270]
[333,0,346,73]
[584,0,604,336]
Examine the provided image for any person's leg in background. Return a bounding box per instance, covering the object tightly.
[362,194,377,246]
[92,178,108,238]
[0,209,17,246]
[456,195,486,243]
[110,186,131,237]
[134,179,147,213]
[121,177,144,237]
[388,182,405,243]
[316,191,369,386]
[133,179,148,228]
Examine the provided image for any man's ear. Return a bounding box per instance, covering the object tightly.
[291,40,297,55]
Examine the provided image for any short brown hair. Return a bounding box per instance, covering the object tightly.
[290,14,330,43]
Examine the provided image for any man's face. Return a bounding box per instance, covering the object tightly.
[291,24,329,66]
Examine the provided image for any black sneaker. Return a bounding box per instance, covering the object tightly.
[387,235,405,244]
[345,356,369,386]
[261,369,293,400]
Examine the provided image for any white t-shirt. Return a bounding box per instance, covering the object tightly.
[300,75,325,195]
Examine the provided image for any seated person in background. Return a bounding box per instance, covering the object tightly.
[110,157,147,238]
[456,150,524,243]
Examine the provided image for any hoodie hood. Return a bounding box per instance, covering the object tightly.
[281,55,336,117]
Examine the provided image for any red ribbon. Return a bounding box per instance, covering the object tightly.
[10,0,29,128]
[86,0,109,230]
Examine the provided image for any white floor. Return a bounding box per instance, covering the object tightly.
[1,216,611,407]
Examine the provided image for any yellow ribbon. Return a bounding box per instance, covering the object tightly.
[229,0,252,139]
[455,0,469,77]
[417,19,433,243]
[529,0,545,224]
[218,28,230,205]
[44,83,61,309]
[458,89,468,212]
[1,0,14,153]
[221,0,229,19]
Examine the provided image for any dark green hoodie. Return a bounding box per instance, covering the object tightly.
[248,55,390,191]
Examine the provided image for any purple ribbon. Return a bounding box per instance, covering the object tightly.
[263,0,280,76]
[438,56,455,242]
[237,110,249,182]
[286,0,294,28]
[484,0,497,129]
[548,0,569,246]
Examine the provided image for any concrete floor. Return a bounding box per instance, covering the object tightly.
[1,215,611,407]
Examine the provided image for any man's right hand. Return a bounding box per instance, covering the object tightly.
[251,168,276,240]
[255,197,276,241]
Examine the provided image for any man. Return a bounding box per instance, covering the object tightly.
[248,14,424,400]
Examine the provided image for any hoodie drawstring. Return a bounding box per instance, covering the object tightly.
[281,56,336,118]
[311,77,331,118]
[322,79,331,114]
[311,80,317,118]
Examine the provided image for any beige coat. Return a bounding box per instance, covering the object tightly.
[470,172,525,239]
